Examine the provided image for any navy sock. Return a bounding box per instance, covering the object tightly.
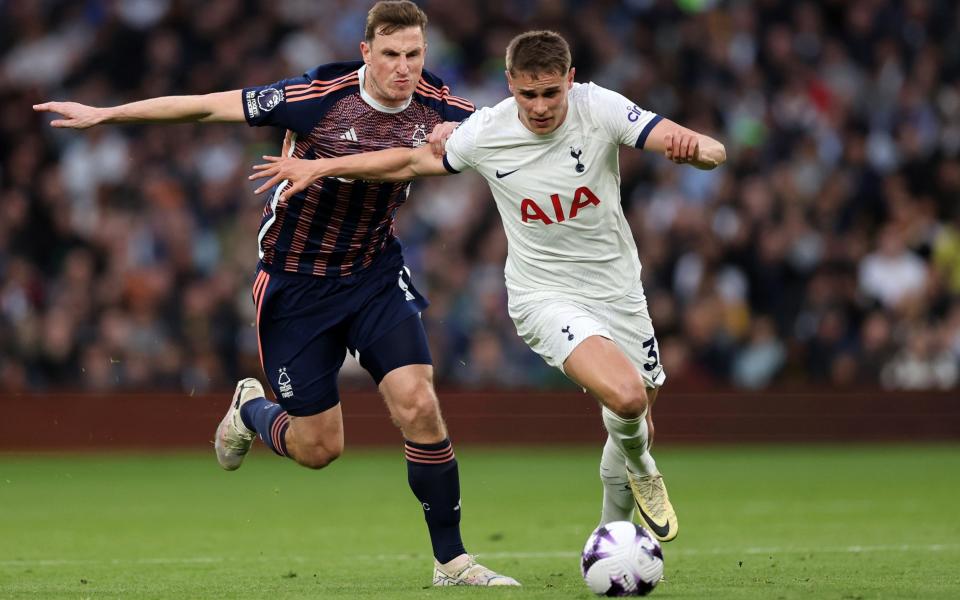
[405,438,466,564]
[240,398,290,458]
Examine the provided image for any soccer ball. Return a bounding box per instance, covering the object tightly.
[581,521,664,596]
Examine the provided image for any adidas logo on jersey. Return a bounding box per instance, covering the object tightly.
[340,127,358,142]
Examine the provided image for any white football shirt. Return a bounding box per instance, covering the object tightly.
[443,82,662,302]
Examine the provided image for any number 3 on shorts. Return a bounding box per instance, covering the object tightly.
[641,337,659,372]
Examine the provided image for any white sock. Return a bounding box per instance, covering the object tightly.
[599,435,633,524]
[601,406,658,476]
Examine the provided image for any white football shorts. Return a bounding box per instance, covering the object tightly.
[508,285,666,388]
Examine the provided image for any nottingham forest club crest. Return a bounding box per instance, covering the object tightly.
[277,368,294,399]
[411,124,427,147]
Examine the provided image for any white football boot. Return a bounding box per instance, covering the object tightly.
[432,555,520,587]
[214,378,263,470]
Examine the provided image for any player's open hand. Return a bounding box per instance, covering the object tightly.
[663,131,700,164]
[427,121,458,158]
[250,156,321,201]
[32,101,105,129]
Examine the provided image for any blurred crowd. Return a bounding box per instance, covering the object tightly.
[2,0,959,393]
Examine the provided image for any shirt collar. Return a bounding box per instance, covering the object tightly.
[358,64,412,113]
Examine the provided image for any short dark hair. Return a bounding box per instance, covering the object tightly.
[365,1,428,42]
[505,30,571,77]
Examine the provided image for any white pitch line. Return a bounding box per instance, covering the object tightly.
[734,544,959,556]
[0,557,224,567]
[2,543,956,569]
[370,543,960,561]
[356,543,960,561]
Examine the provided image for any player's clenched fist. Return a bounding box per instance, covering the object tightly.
[663,131,700,164]
[427,121,458,158]
[33,102,104,129]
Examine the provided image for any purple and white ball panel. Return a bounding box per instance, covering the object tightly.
[581,521,664,597]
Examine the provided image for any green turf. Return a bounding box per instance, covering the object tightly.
[1,445,958,599]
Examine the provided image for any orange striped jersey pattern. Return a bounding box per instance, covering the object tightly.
[243,61,474,277]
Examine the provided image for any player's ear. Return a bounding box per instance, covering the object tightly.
[567,67,575,88]
[360,40,371,65]
[505,70,514,93]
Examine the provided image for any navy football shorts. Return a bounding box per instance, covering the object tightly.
[251,250,432,417]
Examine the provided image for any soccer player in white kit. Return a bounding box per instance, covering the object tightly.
[250,30,726,542]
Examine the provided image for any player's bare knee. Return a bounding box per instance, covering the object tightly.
[390,378,440,427]
[395,393,441,431]
[606,382,648,419]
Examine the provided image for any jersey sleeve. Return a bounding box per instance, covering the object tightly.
[242,77,308,132]
[442,111,482,174]
[440,91,474,122]
[242,64,357,134]
[587,82,663,149]
[416,68,475,123]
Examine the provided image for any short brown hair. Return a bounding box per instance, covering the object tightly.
[365,1,428,42]
[505,30,571,77]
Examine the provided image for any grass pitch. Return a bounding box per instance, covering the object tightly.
[1,445,958,598]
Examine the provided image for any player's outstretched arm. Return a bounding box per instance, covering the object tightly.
[643,118,726,170]
[250,145,449,201]
[33,90,245,129]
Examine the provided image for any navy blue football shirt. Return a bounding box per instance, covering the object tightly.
[243,60,474,277]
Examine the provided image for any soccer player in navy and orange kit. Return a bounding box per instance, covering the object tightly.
[33,1,518,587]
